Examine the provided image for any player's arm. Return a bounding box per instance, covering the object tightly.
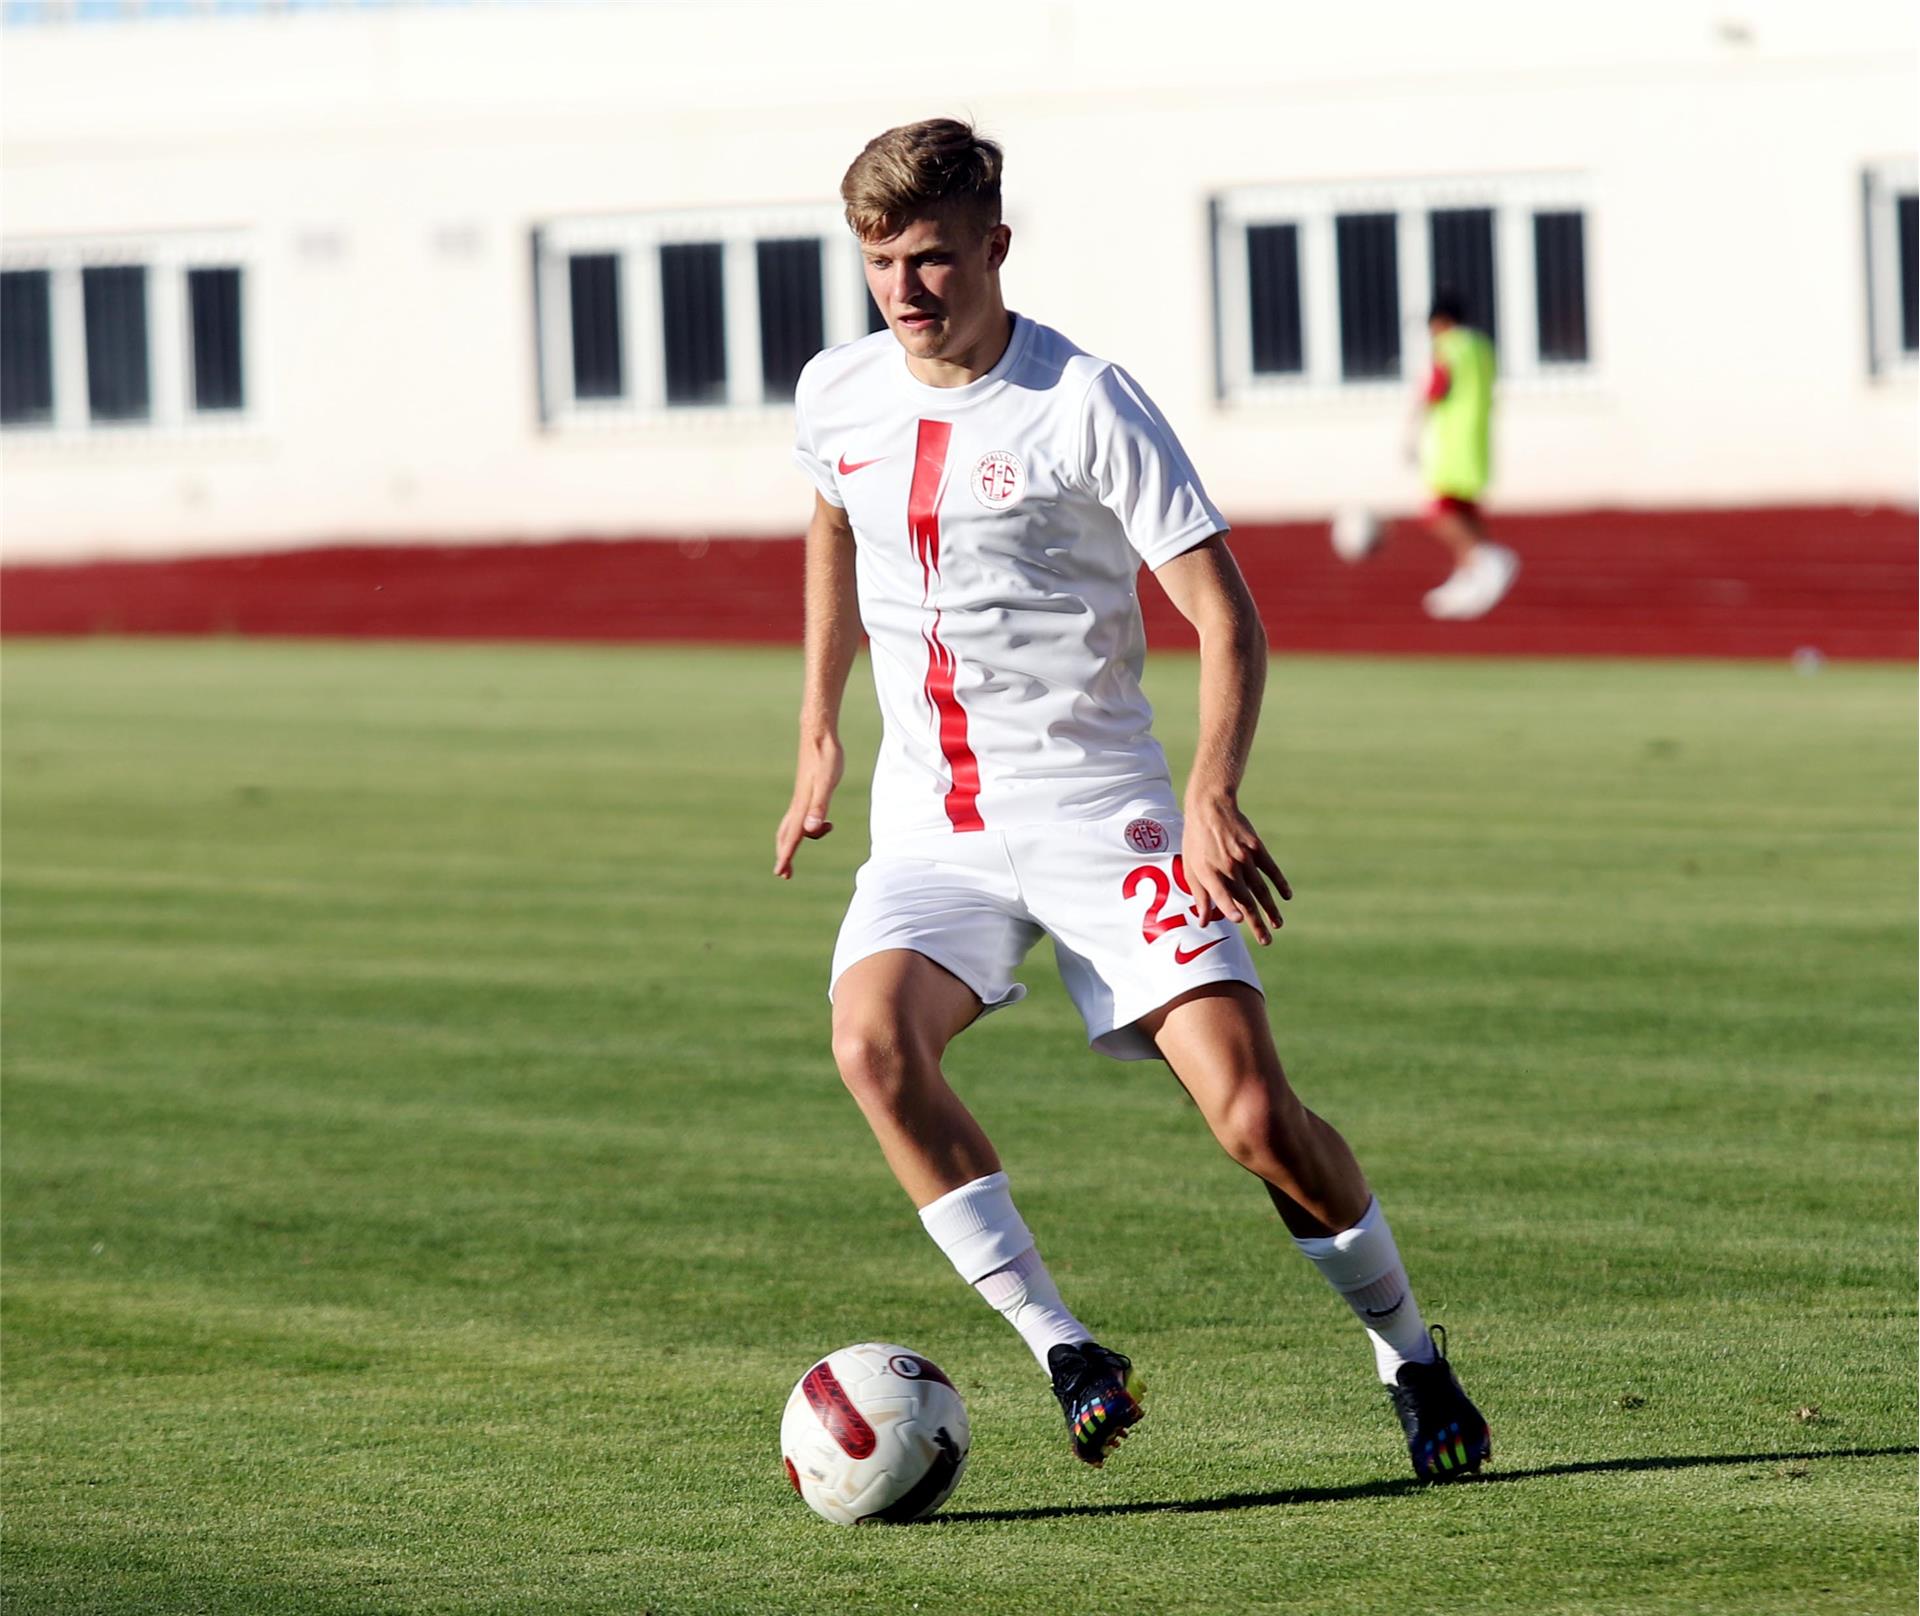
[773,492,860,879]
[1151,536,1291,944]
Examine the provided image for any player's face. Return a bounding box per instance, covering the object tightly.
[861,209,1011,362]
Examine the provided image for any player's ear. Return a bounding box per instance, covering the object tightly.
[986,222,1011,271]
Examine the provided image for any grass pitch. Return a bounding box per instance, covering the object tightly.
[3,638,1914,1615]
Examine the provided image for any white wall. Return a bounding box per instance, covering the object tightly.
[1,0,1913,561]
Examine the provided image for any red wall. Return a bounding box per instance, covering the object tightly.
[2,505,1913,659]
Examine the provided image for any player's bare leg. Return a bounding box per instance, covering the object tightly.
[1140,981,1491,1478]
[831,948,1142,1462]
[1139,982,1366,1237]
[1426,505,1482,570]
[829,948,997,1204]
[1423,502,1519,621]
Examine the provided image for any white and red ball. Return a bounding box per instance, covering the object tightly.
[1330,507,1385,563]
[779,1343,970,1525]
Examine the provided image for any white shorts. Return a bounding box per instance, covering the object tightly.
[829,807,1263,1061]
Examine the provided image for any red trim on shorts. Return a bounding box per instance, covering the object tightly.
[907,419,984,832]
[1425,495,1481,522]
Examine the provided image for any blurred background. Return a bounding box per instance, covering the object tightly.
[0,0,1914,655]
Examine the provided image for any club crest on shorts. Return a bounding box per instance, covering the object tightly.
[971,450,1026,510]
[1123,817,1169,855]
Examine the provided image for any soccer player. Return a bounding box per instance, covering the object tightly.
[774,119,1490,1482]
[1412,292,1520,620]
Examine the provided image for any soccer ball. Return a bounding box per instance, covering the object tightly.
[780,1343,970,1525]
[1330,507,1384,563]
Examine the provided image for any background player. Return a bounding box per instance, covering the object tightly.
[1412,291,1520,619]
[774,118,1490,1482]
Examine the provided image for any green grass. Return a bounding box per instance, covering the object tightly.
[3,638,1914,1616]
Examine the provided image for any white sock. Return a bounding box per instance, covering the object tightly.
[1292,1196,1437,1383]
[976,1249,1090,1370]
[919,1172,1091,1371]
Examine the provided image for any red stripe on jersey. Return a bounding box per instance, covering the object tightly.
[908,419,950,593]
[906,419,984,833]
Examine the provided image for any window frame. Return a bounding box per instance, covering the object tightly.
[0,232,255,438]
[1212,174,1596,404]
[533,205,865,428]
[1863,156,1918,378]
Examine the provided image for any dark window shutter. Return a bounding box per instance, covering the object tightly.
[1,269,54,426]
[1428,207,1497,346]
[82,264,150,422]
[187,266,245,412]
[567,253,624,400]
[1334,212,1401,380]
[1532,211,1590,364]
[1897,192,1918,355]
[660,241,728,406]
[1245,223,1304,375]
[755,237,824,401]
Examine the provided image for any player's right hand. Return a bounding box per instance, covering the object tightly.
[774,735,845,879]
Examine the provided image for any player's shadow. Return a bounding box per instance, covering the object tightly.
[936,1444,1918,1524]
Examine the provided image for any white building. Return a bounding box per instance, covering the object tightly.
[1,0,1913,561]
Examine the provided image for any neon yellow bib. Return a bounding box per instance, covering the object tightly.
[1421,326,1493,498]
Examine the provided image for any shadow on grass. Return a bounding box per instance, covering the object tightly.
[937,1445,1919,1524]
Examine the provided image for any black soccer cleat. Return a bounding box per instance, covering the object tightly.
[1388,1325,1491,1481]
[1047,1340,1145,1467]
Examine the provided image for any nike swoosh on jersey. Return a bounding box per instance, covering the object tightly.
[837,454,886,475]
[1173,937,1227,965]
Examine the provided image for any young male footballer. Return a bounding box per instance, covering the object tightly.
[1411,291,1520,621]
[774,118,1490,1481]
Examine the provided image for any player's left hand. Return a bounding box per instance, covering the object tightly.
[1181,792,1291,946]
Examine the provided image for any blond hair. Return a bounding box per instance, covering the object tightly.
[840,118,1003,242]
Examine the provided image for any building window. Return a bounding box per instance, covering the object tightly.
[0,269,54,426]
[659,241,728,406]
[81,265,151,422]
[0,238,252,435]
[1903,194,1919,356]
[1212,176,1594,400]
[1335,212,1401,379]
[567,253,624,401]
[1429,206,1497,345]
[1245,222,1303,376]
[186,265,245,412]
[1864,159,1918,375]
[533,205,868,423]
[1532,211,1589,364]
[757,237,825,401]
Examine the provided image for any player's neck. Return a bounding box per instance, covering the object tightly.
[904,305,1014,389]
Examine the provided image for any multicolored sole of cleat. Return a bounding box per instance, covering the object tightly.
[1416,1418,1491,1480]
[1070,1372,1145,1466]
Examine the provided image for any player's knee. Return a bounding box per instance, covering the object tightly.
[830,1018,919,1109]
[1211,1076,1305,1177]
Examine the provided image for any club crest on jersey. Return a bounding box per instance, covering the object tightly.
[1124,817,1169,855]
[971,450,1026,510]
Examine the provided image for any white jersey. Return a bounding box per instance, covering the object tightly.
[793,314,1227,845]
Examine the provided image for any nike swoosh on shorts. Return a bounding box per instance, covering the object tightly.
[837,454,885,474]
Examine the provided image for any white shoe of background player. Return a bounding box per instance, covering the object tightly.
[1423,543,1520,621]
